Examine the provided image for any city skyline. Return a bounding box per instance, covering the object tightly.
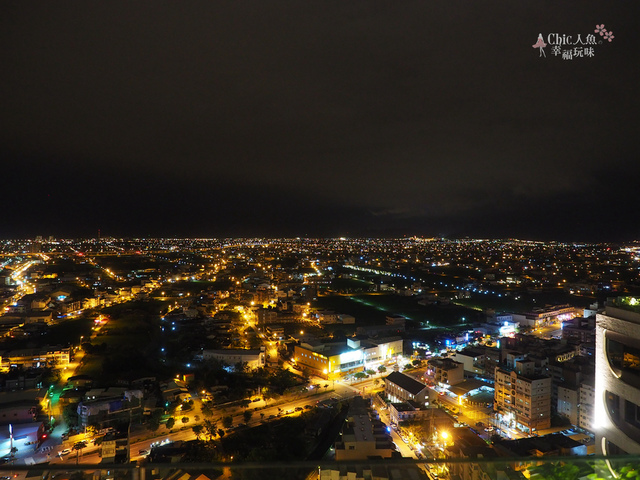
[0,235,637,472]
[1,1,639,241]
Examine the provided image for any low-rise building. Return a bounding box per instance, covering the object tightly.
[78,389,143,428]
[428,357,464,386]
[493,433,587,459]
[100,430,130,463]
[388,401,431,425]
[0,346,70,371]
[385,315,406,329]
[510,304,579,328]
[446,446,522,480]
[334,396,396,460]
[199,347,266,370]
[385,371,430,405]
[294,337,402,378]
[451,348,485,375]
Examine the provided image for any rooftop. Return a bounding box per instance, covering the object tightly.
[606,296,640,315]
[385,372,427,395]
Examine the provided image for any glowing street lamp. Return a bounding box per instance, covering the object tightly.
[440,430,450,449]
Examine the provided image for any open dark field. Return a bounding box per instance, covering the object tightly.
[312,294,480,327]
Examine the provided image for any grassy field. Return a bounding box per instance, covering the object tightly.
[312,288,598,328]
[312,294,480,327]
[454,290,602,314]
[329,277,375,293]
[76,354,103,378]
[31,317,94,346]
[73,299,170,382]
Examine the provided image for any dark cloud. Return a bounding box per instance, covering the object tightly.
[0,1,638,239]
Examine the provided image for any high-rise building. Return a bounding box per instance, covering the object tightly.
[494,367,552,434]
[579,376,595,432]
[595,297,640,455]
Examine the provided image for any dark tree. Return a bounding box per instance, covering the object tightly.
[222,415,233,429]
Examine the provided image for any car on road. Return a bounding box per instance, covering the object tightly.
[59,449,71,456]
[295,406,303,411]
[138,449,149,456]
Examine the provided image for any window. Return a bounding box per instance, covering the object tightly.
[605,391,640,443]
[625,399,640,430]
[604,439,627,455]
[606,333,640,388]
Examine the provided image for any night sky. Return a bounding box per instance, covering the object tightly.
[1,1,639,241]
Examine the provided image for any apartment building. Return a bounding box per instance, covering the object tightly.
[428,357,464,386]
[333,396,395,460]
[579,376,595,432]
[494,367,552,434]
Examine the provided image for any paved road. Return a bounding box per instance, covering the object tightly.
[47,385,360,466]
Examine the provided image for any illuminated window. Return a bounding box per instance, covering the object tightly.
[606,333,640,388]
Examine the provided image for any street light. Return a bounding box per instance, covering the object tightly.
[440,430,449,449]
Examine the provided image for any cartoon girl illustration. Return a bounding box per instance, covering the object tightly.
[532,33,547,57]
